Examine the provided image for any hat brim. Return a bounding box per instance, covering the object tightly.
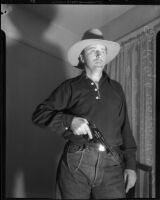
[67,39,120,67]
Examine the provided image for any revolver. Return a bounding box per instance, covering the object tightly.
[86,122,111,152]
[86,122,122,162]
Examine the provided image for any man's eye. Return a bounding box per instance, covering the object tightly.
[92,50,96,54]
[86,50,95,54]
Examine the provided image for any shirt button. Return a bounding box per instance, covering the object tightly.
[91,82,94,85]
[94,88,98,91]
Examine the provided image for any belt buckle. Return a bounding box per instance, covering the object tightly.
[97,143,106,152]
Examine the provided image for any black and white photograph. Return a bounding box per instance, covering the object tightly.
[1,3,160,199]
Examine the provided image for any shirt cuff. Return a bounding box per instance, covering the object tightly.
[125,157,137,171]
[62,113,75,131]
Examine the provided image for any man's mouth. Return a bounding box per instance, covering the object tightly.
[94,59,103,63]
[94,60,103,63]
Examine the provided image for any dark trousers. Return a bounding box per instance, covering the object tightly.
[56,143,126,199]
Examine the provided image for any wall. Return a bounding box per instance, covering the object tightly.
[101,5,160,41]
[2,5,80,198]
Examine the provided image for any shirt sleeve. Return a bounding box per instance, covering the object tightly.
[120,86,137,171]
[32,80,75,135]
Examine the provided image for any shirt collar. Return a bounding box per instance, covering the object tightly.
[80,70,109,83]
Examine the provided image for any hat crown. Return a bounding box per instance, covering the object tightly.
[81,28,104,40]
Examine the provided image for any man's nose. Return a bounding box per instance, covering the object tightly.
[95,50,102,57]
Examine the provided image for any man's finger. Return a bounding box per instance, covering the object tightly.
[85,124,93,139]
[125,178,135,193]
[126,183,132,193]
[81,127,88,135]
[125,177,131,193]
[124,172,127,183]
[75,126,85,135]
[83,118,89,124]
[126,185,129,193]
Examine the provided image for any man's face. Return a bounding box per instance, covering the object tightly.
[80,44,107,71]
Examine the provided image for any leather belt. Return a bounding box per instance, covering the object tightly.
[67,141,120,154]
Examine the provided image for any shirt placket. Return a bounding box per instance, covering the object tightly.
[90,81,101,100]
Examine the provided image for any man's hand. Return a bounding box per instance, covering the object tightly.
[124,169,137,193]
[71,117,93,139]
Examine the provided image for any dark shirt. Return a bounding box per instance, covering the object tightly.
[32,71,137,170]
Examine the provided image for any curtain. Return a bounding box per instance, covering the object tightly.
[106,22,159,197]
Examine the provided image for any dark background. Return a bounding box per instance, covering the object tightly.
[156,30,160,198]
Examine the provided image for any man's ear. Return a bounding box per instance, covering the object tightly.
[79,54,85,63]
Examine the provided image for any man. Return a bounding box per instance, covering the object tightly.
[32,28,137,199]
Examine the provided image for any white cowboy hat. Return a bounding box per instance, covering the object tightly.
[67,28,120,68]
